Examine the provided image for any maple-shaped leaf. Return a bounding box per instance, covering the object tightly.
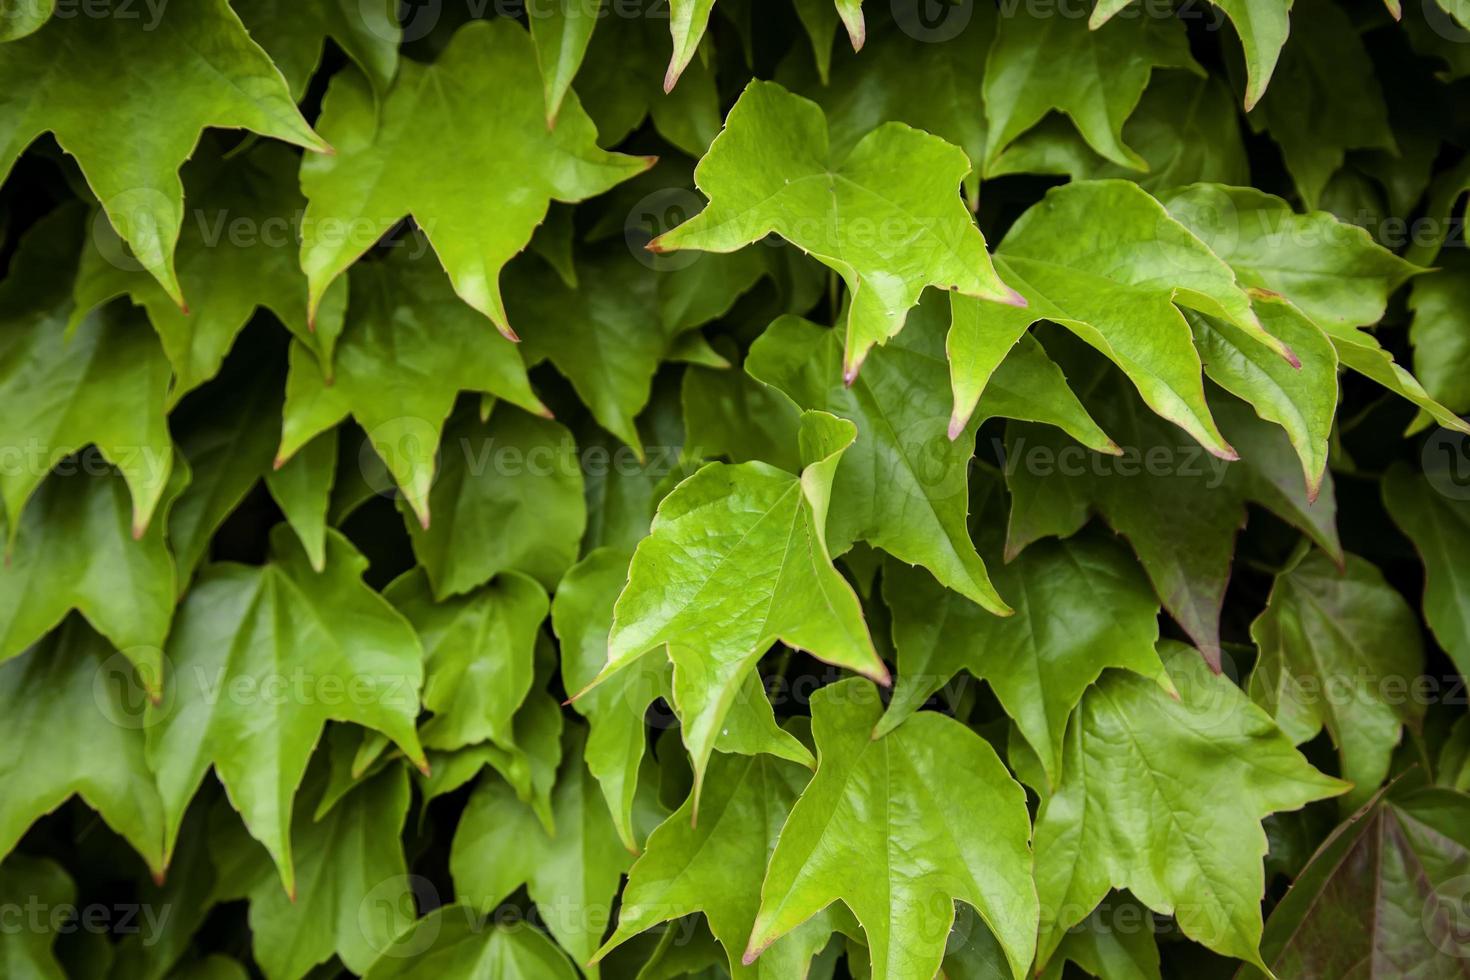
[0,464,181,693]
[1005,350,1341,668]
[744,678,1037,980]
[594,752,843,978]
[402,405,585,598]
[877,528,1172,786]
[243,765,414,979]
[233,0,400,101]
[0,617,165,876]
[652,79,1020,379]
[1157,183,1467,434]
[983,4,1198,173]
[1245,777,1470,975]
[747,303,1110,615]
[0,206,172,540]
[1242,0,1393,209]
[278,238,547,528]
[264,429,336,573]
[0,856,72,978]
[386,568,547,753]
[71,142,346,405]
[298,18,652,335]
[1384,464,1470,681]
[1032,643,1347,973]
[949,180,1288,458]
[1250,549,1425,810]
[145,526,425,895]
[363,913,578,979]
[509,242,764,453]
[451,730,633,975]
[581,411,887,807]
[554,546,810,852]
[0,0,327,304]
[1092,0,1290,110]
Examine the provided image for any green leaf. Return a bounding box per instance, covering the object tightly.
[0,856,72,979]
[278,237,548,528]
[585,411,887,805]
[1032,643,1348,972]
[1247,779,1470,975]
[0,0,51,42]
[1409,253,1470,418]
[1241,0,1393,209]
[265,429,337,574]
[653,79,1020,378]
[878,529,1172,786]
[450,729,632,974]
[952,180,1284,457]
[386,568,548,753]
[530,0,602,123]
[402,405,585,598]
[510,242,764,453]
[1383,464,1470,681]
[744,678,1038,980]
[984,6,1198,172]
[0,617,165,875]
[234,0,400,101]
[0,207,173,540]
[595,751,840,977]
[71,142,346,404]
[1038,894,1162,980]
[298,18,652,334]
[0,0,326,303]
[666,0,717,91]
[146,526,425,896]
[363,915,578,980]
[245,765,414,979]
[0,464,181,692]
[1249,550,1425,810]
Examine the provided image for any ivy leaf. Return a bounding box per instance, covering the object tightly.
[1383,464,1470,681]
[595,752,840,977]
[1109,0,1290,110]
[1247,778,1470,975]
[277,239,548,528]
[298,18,652,335]
[747,305,1109,614]
[233,0,400,101]
[1032,643,1348,973]
[983,6,1198,172]
[402,405,585,598]
[363,914,577,979]
[951,180,1286,457]
[1038,894,1162,980]
[450,730,633,974]
[877,530,1172,786]
[1408,253,1470,418]
[1005,355,1341,668]
[71,142,346,404]
[0,856,71,979]
[584,411,887,806]
[146,526,426,896]
[1241,0,1393,209]
[0,207,172,540]
[744,678,1038,980]
[1249,550,1425,810]
[264,429,337,574]
[510,242,764,453]
[0,617,165,876]
[244,765,413,979]
[1159,183,1467,433]
[386,568,548,753]
[0,465,181,693]
[530,0,602,123]
[0,0,327,303]
[666,0,717,91]
[652,79,1021,379]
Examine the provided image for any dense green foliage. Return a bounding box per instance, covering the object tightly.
[3,0,1470,977]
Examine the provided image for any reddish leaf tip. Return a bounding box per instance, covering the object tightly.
[947,414,967,441]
